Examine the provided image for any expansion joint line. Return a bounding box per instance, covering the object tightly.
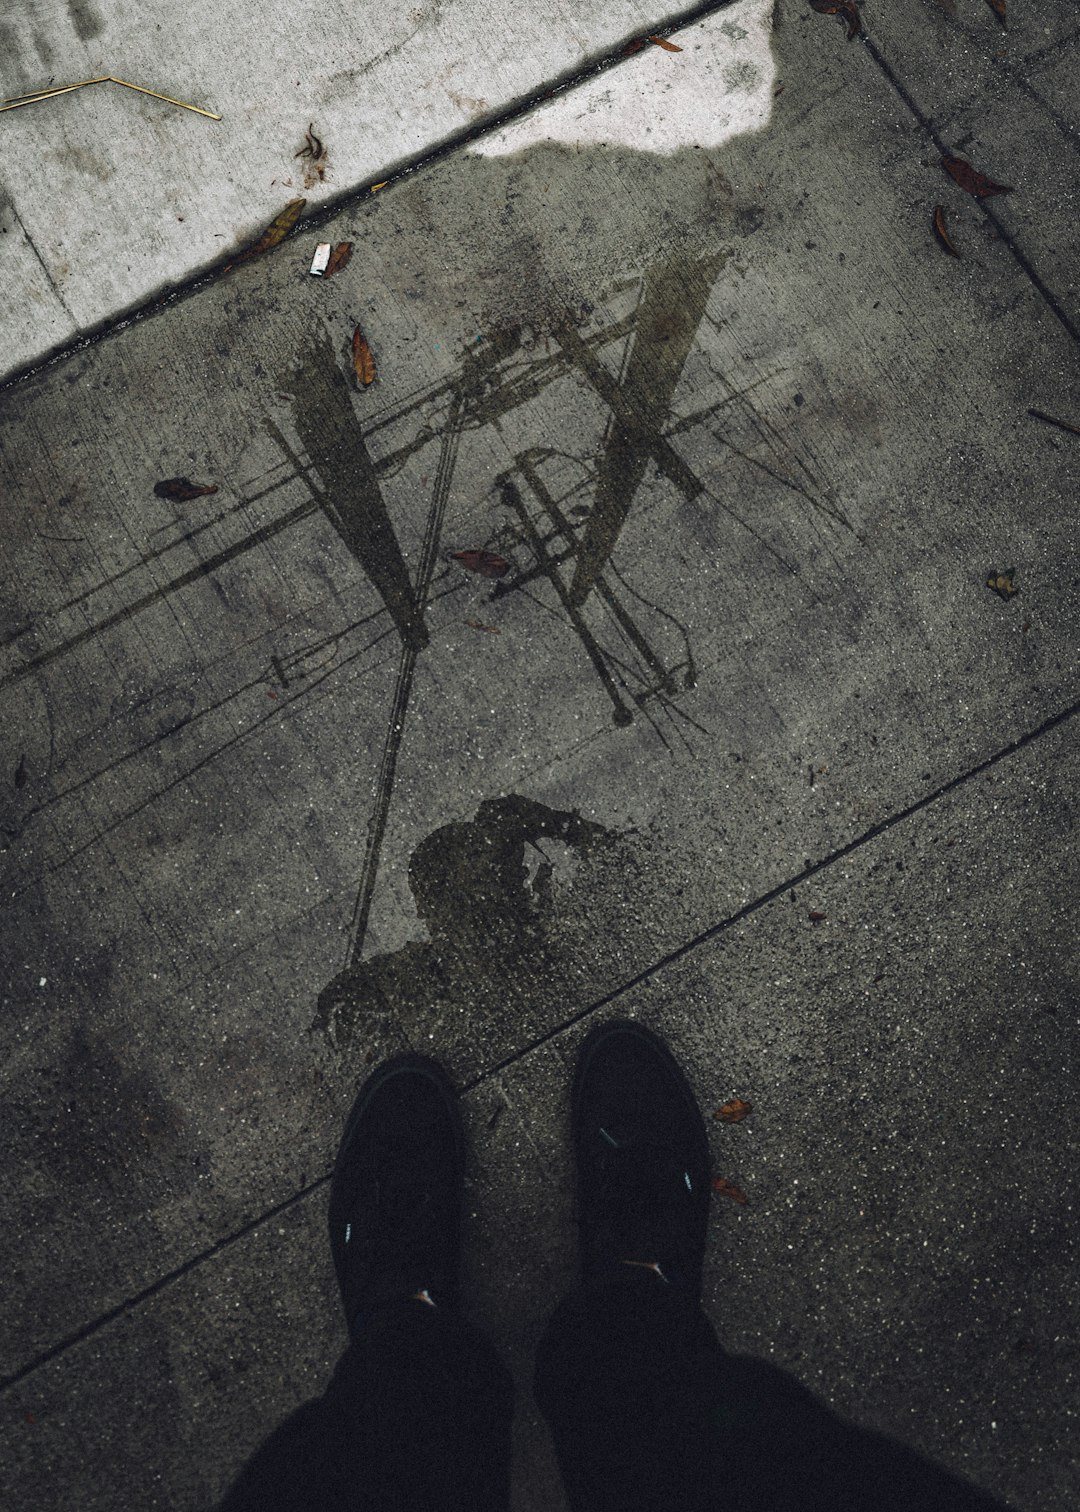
[0,0,742,391]
[861,35,1080,351]
[2,690,1076,1396]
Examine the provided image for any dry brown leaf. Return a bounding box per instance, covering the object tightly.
[714,1098,753,1123]
[808,0,863,41]
[622,38,647,55]
[648,35,683,51]
[941,154,1012,198]
[451,549,511,578]
[154,477,219,501]
[932,204,960,258]
[712,1176,749,1205]
[324,242,354,278]
[352,325,376,387]
[985,0,1006,22]
[232,198,306,265]
[808,909,827,922]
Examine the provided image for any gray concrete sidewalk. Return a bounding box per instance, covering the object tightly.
[0,0,771,379]
[1,2,1078,1509]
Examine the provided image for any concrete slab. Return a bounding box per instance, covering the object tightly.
[3,719,1075,1510]
[3,0,1079,1366]
[1,1,1077,1507]
[0,0,772,380]
[858,0,1080,335]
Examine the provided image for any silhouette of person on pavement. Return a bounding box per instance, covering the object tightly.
[219,1019,1013,1512]
[315,796,613,1053]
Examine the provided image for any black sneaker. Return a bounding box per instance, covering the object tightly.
[328,1053,465,1337]
[571,1018,711,1295]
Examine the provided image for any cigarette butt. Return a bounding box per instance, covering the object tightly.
[309,243,331,276]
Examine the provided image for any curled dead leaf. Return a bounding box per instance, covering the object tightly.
[808,0,863,41]
[712,1176,749,1205]
[941,154,1012,198]
[932,204,961,258]
[154,477,219,501]
[324,242,353,278]
[808,909,827,922]
[714,1098,753,1123]
[451,549,511,578]
[622,38,647,55]
[295,123,325,162]
[648,35,683,51]
[231,198,306,265]
[295,124,328,187]
[352,325,376,387]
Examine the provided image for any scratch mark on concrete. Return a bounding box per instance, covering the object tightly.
[3,197,77,323]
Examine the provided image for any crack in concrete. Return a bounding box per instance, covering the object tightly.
[4,687,1077,1395]
[0,0,746,392]
[3,194,77,324]
[861,34,1080,352]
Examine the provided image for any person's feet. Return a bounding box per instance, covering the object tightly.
[329,1020,708,1333]
[328,1053,464,1337]
[571,1018,711,1295]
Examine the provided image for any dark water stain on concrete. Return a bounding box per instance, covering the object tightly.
[67,0,105,42]
[287,330,430,652]
[55,143,115,182]
[316,795,620,1058]
[722,60,763,93]
[281,310,705,964]
[558,251,725,607]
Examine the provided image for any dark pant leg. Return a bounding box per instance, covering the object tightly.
[533,1267,730,1512]
[219,1299,514,1512]
[534,1269,1013,1512]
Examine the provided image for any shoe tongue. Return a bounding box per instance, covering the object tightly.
[361,1183,443,1295]
[609,1136,686,1184]
[605,1138,692,1224]
[597,1138,695,1266]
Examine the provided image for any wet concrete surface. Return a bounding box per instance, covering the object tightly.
[1,3,1077,1508]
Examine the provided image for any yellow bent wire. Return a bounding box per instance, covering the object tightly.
[0,75,221,119]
